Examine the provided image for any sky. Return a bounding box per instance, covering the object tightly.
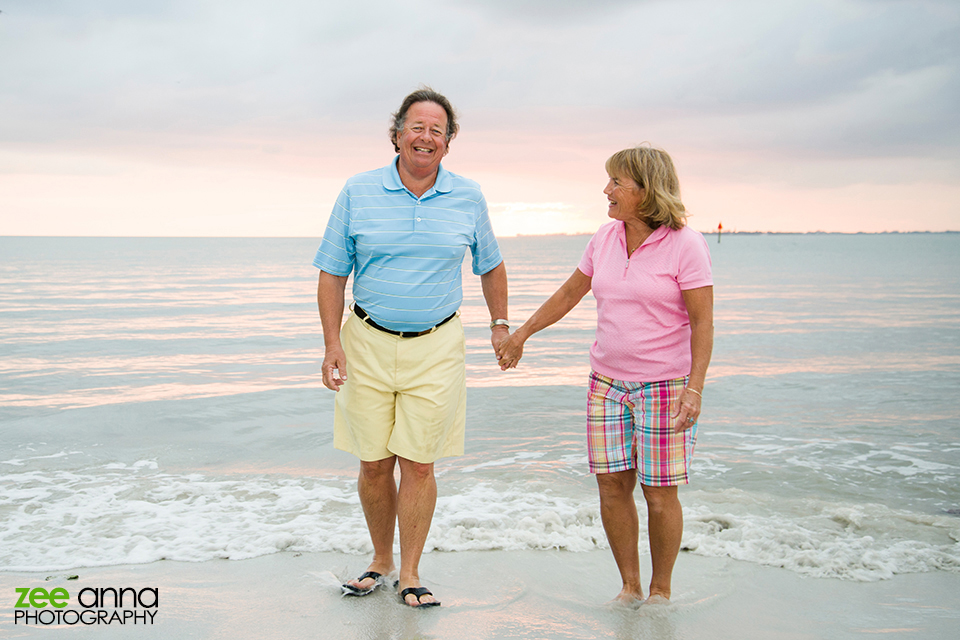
[1,0,958,236]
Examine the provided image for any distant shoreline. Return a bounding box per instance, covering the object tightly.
[695,229,960,236]
[513,230,960,237]
[1,230,958,240]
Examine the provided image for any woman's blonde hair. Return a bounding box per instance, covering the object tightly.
[605,145,687,230]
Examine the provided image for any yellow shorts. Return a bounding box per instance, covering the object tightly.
[334,312,467,464]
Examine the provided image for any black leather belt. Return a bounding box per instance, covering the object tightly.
[355,306,457,338]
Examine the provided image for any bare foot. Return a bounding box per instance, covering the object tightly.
[609,586,645,608]
[644,593,671,605]
[345,561,395,592]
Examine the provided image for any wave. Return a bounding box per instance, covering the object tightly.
[3,466,958,582]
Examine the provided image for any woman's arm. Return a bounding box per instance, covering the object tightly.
[673,285,714,432]
[498,268,592,370]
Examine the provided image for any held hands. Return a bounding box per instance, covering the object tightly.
[321,344,348,391]
[491,325,510,362]
[671,387,702,433]
[497,331,525,371]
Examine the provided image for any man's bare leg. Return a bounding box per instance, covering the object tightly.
[345,456,398,591]
[641,484,682,602]
[396,457,438,606]
[597,469,644,604]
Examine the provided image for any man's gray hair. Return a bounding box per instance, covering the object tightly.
[389,87,459,153]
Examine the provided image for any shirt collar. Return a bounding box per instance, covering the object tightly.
[645,225,670,245]
[382,157,453,196]
[618,221,671,248]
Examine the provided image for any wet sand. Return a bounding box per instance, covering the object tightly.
[3,549,959,639]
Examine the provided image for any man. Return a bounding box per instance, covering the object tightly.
[313,88,509,607]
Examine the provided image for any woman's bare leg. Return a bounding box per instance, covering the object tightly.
[640,484,683,601]
[596,470,643,603]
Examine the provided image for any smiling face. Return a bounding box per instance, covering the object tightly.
[603,174,645,222]
[394,101,449,179]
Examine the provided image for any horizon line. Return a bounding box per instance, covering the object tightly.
[2,230,959,240]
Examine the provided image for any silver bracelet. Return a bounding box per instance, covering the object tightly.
[490,319,509,330]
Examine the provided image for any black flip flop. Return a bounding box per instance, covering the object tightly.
[341,571,382,597]
[399,586,441,608]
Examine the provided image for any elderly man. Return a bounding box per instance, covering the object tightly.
[313,88,508,608]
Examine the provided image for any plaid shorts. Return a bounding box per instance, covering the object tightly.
[586,371,697,485]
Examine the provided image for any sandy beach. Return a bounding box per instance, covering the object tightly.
[4,550,959,639]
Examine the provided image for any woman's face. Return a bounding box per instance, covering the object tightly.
[603,174,645,222]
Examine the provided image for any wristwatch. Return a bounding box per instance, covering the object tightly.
[489,319,510,330]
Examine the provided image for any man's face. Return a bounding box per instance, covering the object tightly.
[395,101,449,177]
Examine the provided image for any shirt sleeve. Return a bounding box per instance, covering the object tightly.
[470,192,504,275]
[677,229,713,290]
[312,187,355,276]
[578,230,599,277]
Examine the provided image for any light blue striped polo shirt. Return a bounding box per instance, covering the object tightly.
[313,159,503,332]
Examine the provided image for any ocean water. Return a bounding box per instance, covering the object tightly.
[1,233,959,583]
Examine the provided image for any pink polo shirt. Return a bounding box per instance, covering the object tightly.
[578,221,712,382]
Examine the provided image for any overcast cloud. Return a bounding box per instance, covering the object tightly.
[1,0,958,234]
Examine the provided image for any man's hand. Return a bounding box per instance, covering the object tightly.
[322,345,348,391]
[491,325,510,360]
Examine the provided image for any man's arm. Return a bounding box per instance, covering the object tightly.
[479,261,509,357]
[317,271,349,391]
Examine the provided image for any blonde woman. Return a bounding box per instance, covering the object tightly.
[498,146,713,604]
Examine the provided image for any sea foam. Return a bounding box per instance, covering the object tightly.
[3,465,958,582]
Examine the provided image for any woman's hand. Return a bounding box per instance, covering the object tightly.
[497,332,526,370]
[671,387,701,433]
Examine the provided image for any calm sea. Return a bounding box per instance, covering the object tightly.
[1,233,958,581]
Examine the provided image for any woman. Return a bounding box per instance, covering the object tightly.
[498,145,713,605]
